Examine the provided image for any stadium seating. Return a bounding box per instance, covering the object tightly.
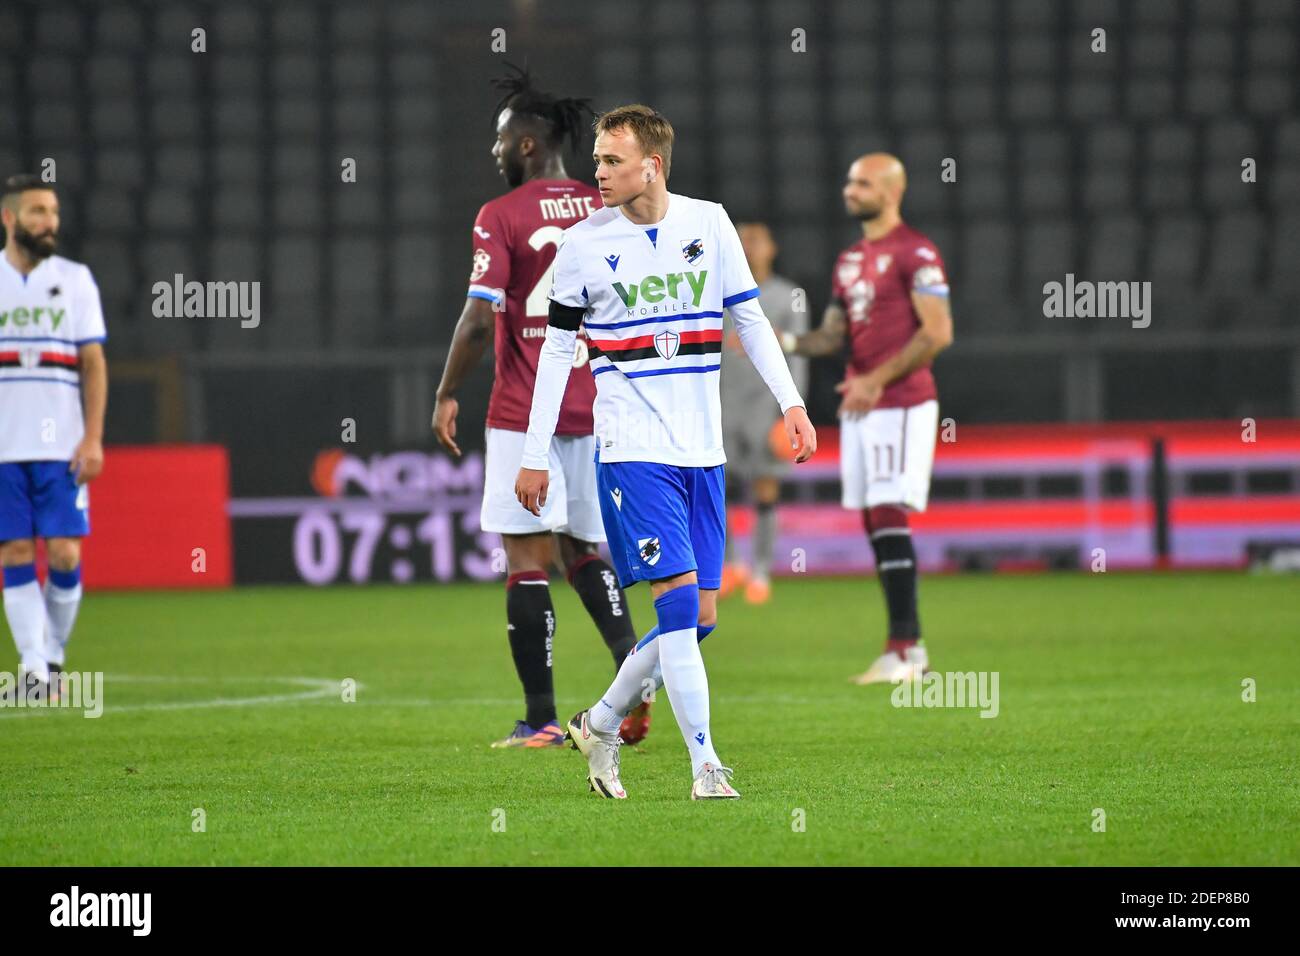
[5,0,1295,433]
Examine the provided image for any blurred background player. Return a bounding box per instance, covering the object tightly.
[0,175,108,699]
[433,68,646,748]
[784,154,952,684]
[718,221,808,604]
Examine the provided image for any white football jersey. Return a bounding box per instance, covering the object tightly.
[0,254,107,462]
[548,192,797,466]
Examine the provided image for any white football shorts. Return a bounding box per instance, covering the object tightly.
[839,399,939,512]
[479,426,605,541]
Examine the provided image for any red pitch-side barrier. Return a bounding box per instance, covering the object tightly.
[78,445,233,588]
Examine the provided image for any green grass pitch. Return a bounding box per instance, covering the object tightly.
[2,572,1296,866]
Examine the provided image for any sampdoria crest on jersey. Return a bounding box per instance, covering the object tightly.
[654,329,680,361]
[681,238,704,264]
[470,248,491,282]
[637,536,662,566]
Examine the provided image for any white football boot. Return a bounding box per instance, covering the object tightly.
[566,710,627,799]
[691,763,740,800]
[852,644,930,685]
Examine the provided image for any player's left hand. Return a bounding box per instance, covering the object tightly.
[70,437,104,485]
[836,373,884,417]
[514,467,549,516]
[784,406,818,464]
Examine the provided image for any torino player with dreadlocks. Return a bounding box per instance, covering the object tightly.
[433,66,652,748]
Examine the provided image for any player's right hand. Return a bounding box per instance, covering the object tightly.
[515,467,549,516]
[432,396,460,457]
[785,406,818,464]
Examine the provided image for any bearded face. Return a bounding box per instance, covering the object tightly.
[4,188,60,261]
[13,217,58,260]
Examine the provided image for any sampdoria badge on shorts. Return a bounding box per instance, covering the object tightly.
[637,536,662,566]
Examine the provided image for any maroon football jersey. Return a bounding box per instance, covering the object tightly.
[829,222,949,410]
[467,178,601,435]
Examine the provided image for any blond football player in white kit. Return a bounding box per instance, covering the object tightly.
[517,106,816,799]
[0,175,108,700]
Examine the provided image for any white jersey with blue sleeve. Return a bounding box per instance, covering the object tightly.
[522,192,805,470]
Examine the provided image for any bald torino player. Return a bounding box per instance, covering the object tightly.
[785,154,953,684]
[0,175,108,698]
[517,106,816,799]
[434,68,643,749]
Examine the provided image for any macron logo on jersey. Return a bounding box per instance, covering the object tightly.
[605,254,620,272]
[611,270,708,309]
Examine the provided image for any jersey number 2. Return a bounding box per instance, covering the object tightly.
[526,226,565,318]
[527,225,588,368]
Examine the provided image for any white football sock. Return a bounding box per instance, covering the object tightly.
[43,580,82,667]
[588,622,716,736]
[658,625,720,776]
[4,579,49,682]
[589,641,659,736]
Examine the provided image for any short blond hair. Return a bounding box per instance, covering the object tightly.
[594,104,674,179]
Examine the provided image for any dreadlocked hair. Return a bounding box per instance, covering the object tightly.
[490,62,593,153]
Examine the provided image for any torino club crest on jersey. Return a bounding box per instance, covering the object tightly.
[654,329,680,360]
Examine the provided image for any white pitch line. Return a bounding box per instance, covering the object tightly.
[0,676,351,720]
[349,695,829,708]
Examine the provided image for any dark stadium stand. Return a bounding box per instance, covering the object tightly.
[1,0,1296,445]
